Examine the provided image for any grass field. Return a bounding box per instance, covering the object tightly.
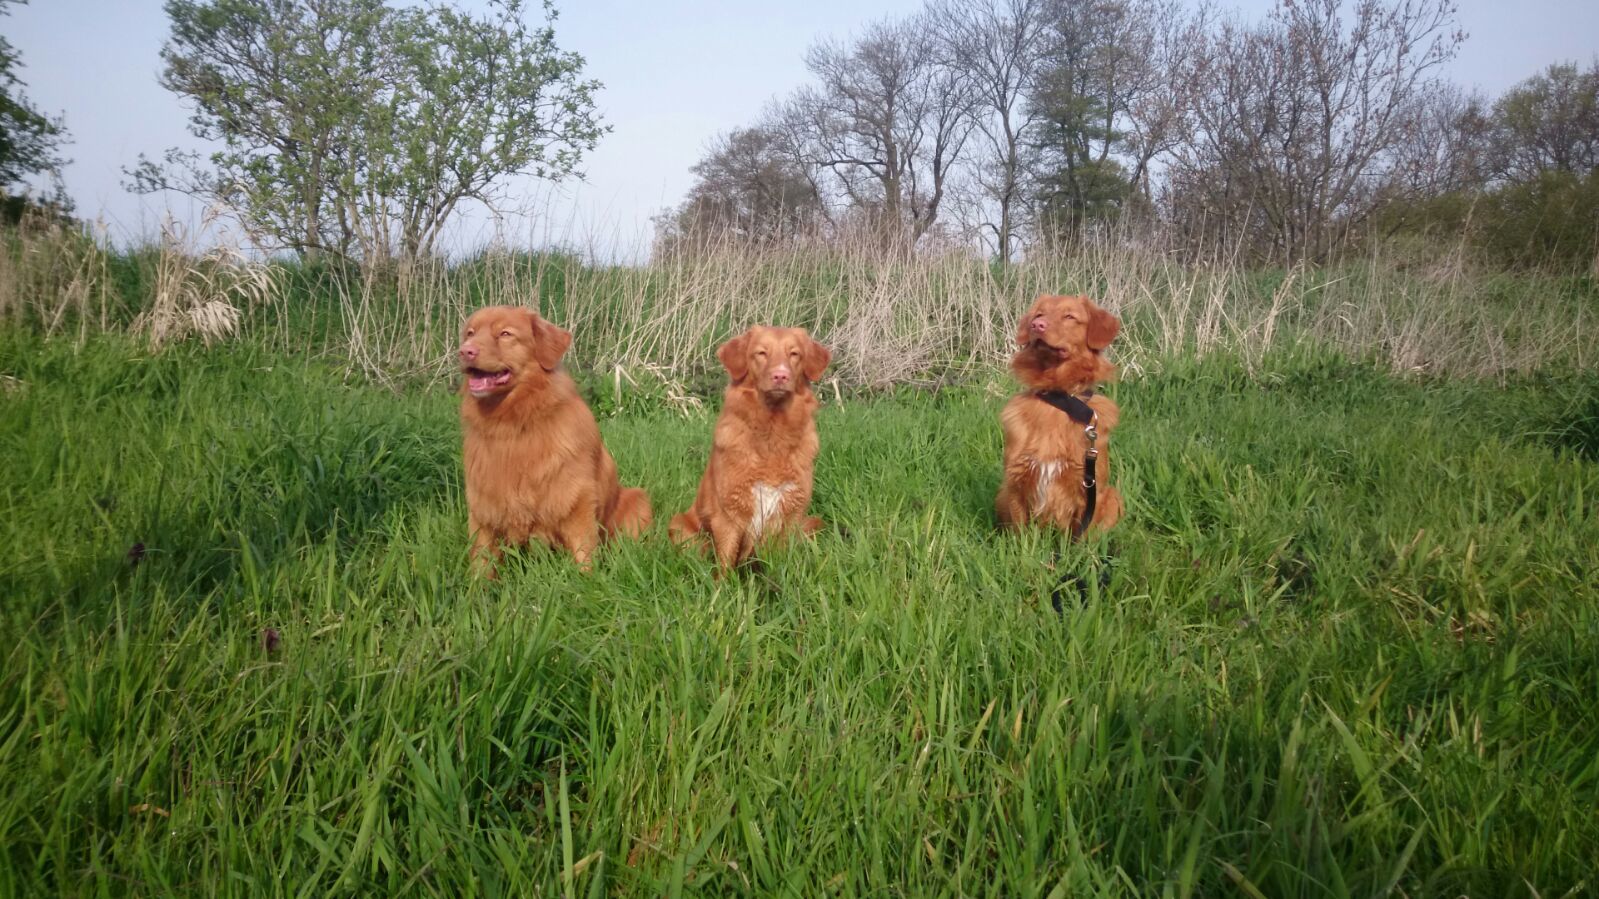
[2,330,1598,896]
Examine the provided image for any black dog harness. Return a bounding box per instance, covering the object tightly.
[1033,389,1100,538]
[1033,389,1109,611]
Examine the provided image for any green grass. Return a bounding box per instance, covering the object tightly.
[1,332,1597,897]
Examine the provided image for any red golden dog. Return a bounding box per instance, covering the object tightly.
[669,326,831,568]
[995,294,1124,535]
[459,306,651,574]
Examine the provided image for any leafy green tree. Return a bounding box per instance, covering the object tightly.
[1025,0,1191,240]
[1029,35,1135,238]
[0,0,68,192]
[353,1,606,262]
[130,0,387,258]
[1488,60,1599,182]
[131,0,604,264]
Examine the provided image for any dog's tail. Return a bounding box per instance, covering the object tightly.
[608,487,653,539]
[667,509,703,544]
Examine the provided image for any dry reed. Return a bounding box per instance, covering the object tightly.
[3,220,1590,389]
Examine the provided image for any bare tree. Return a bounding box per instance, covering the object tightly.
[1166,0,1464,261]
[780,16,979,244]
[660,126,825,248]
[929,0,1049,260]
[1386,83,1493,199]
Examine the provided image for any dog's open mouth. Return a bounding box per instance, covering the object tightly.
[464,367,513,395]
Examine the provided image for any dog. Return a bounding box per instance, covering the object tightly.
[459,306,651,574]
[669,326,831,568]
[995,294,1124,535]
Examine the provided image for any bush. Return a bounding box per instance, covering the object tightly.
[1379,170,1599,272]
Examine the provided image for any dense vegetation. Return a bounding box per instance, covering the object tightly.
[2,296,1597,894]
[1,0,1595,890]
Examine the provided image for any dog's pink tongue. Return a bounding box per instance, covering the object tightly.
[468,373,498,393]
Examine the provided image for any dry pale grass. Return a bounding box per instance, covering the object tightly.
[322,227,1595,391]
[0,210,116,340]
[136,217,276,349]
[3,220,1590,388]
[0,212,277,350]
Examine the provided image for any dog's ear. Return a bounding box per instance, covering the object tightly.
[800,332,831,381]
[1016,298,1044,347]
[717,332,750,382]
[529,311,572,371]
[1085,302,1120,351]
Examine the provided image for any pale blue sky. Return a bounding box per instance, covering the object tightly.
[7,0,1598,258]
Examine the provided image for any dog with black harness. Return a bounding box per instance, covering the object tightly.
[994,295,1124,606]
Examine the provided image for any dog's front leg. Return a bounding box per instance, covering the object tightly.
[708,513,748,569]
[995,480,1029,530]
[556,502,601,572]
[469,524,503,579]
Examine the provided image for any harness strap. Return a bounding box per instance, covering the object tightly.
[1034,390,1100,538]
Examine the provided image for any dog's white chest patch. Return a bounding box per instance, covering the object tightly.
[1029,459,1063,510]
[749,482,796,539]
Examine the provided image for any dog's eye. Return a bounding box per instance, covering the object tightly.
[755,349,767,358]
[499,330,513,338]
[465,328,475,337]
